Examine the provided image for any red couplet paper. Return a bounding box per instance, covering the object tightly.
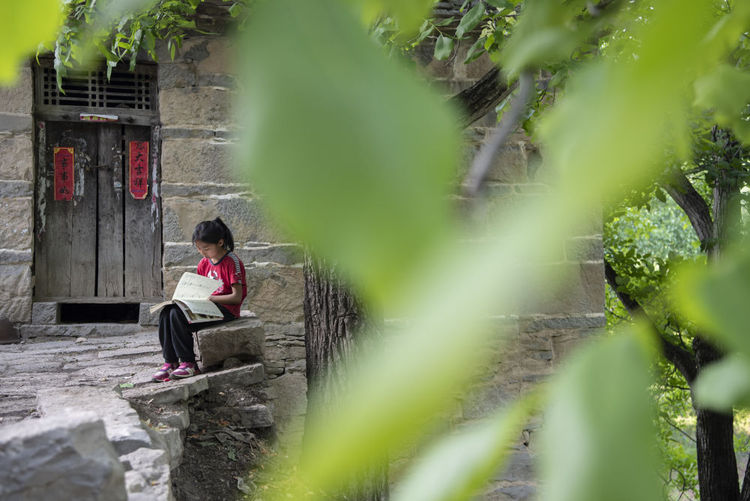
[129,141,149,199]
[53,147,74,201]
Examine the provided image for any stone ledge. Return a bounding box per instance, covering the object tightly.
[194,318,265,368]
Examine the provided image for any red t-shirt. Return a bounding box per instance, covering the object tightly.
[196,251,247,318]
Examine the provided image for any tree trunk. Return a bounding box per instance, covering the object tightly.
[693,337,740,501]
[303,253,388,501]
[692,128,743,501]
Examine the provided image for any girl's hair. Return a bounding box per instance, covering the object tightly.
[192,217,235,252]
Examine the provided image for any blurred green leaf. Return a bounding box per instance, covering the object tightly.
[694,64,750,144]
[392,391,540,501]
[455,1,485,39]
[0,0,63,84]
[352,0,437,32]
[499,0,588,76]
[694,355,750,411]
[674,249,750,358]
[237,0,461,305]
[434,34,455,60]
[539,331,662,501]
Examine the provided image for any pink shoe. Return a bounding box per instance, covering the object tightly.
[171,361,201,379]
[152,362,178,382]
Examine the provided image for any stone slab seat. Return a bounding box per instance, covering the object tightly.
[193,317,265,369]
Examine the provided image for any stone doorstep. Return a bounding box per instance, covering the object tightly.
[20,323,150,339]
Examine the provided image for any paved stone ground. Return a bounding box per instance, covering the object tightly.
[0,329,162,426]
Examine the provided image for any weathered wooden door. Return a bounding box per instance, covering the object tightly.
[35,121,161,299]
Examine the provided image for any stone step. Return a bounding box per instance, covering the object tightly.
[20,323,151,339]
[121,363,265,406]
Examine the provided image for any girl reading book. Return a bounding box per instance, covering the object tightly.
[152,217,247,381]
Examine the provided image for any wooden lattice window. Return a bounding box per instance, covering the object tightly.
[34,60,158,125]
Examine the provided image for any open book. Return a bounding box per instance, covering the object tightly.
[150,272,224,324]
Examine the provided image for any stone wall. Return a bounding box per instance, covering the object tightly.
[0,62,34,327]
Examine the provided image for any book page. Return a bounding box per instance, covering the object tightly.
[177,298,223,318]
[172,272,222,301]
[174,301,223,324]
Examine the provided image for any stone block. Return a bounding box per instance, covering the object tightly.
[161,137,237,184]
[162,195,279,244]
[194,318,265,368]
[0,264,31,300]
[163,242,302,267]
[32,301,58,324]
[195,38,234,75]
[206,363,265,388]
[142,425,184,471]
[0,249,31,264]
[0,133,33,181]
[0,180,32,197]
[513,262,605,316]
[239,404,274,428]
[161,182,250,197]
[0,67,32,114]
[246,264,304,323]
[122,375,209,405]
[120,447,173,500]
[0,296,31,323]
[37,388,152,456]
[159,87,233,128]
[158,62,197,89]
[0,197,32,250]
[266,372,307,425]
[485,483,536,501]
[0,411,127,501]
[138,303,161,326]
[565,236,604,262]
[0,113,32,133]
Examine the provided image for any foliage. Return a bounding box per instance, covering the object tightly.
[4,0,750,500]
[37,0,248,88]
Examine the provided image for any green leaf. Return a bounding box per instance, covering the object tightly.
[539,332,662,501]
[434,34,454,60]
[455,1,485,39]
[694,64,750,144]
[463,36,486,64]
[0,0,64,84]
[694,355,750,411]
[237,0,460,306]
[392,392,539,501]
[119,382,135,388]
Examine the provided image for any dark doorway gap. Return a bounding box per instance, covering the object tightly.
[59,303,139,323]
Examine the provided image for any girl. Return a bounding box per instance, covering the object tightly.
[152,217,248,381]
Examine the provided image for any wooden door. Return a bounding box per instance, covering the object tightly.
[35,121,161,299]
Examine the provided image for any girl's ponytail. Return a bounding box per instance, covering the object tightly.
[192,217,235,252]
[213,217,234,252]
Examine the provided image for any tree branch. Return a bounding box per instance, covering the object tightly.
[448,67,515,129]
[462,69,534,196]
[662,169,714,249]
[604,259,698,383]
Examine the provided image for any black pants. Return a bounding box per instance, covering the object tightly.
[158,304,235,363]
